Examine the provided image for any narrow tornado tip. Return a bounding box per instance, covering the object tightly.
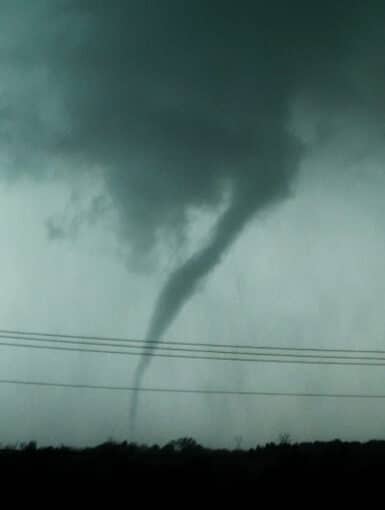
[128,356,150,437]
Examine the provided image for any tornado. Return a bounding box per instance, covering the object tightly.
[129,124,303,435]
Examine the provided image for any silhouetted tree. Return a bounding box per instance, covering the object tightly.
[166,437,201,453]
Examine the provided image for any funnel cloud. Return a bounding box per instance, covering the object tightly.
[129,121,302,432]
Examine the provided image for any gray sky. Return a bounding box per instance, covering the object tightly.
[1,1,385,448]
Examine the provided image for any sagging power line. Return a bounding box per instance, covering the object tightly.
[1,327,385,354]
[2,338,385,367]
[2,330,385,363]
[1,378,385,399]
[2,332,385,362]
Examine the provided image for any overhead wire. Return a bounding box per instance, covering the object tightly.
[1,327,385,354]
[1,328,384,400]
[2,339,385,367]
[1,378,385,398]
[1,332,385,362]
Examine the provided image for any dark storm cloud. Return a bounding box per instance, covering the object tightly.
[2,0,384,258]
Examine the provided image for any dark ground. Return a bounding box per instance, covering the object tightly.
[1,437,384,501]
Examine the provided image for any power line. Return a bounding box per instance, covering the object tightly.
[1,327,384,355]
[0,378,385,399]
[2,340,385,367]
[1,332,385,362]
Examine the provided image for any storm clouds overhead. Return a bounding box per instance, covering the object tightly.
[2,1,384,256]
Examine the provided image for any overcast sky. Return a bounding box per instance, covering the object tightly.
[1,1,385,448]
